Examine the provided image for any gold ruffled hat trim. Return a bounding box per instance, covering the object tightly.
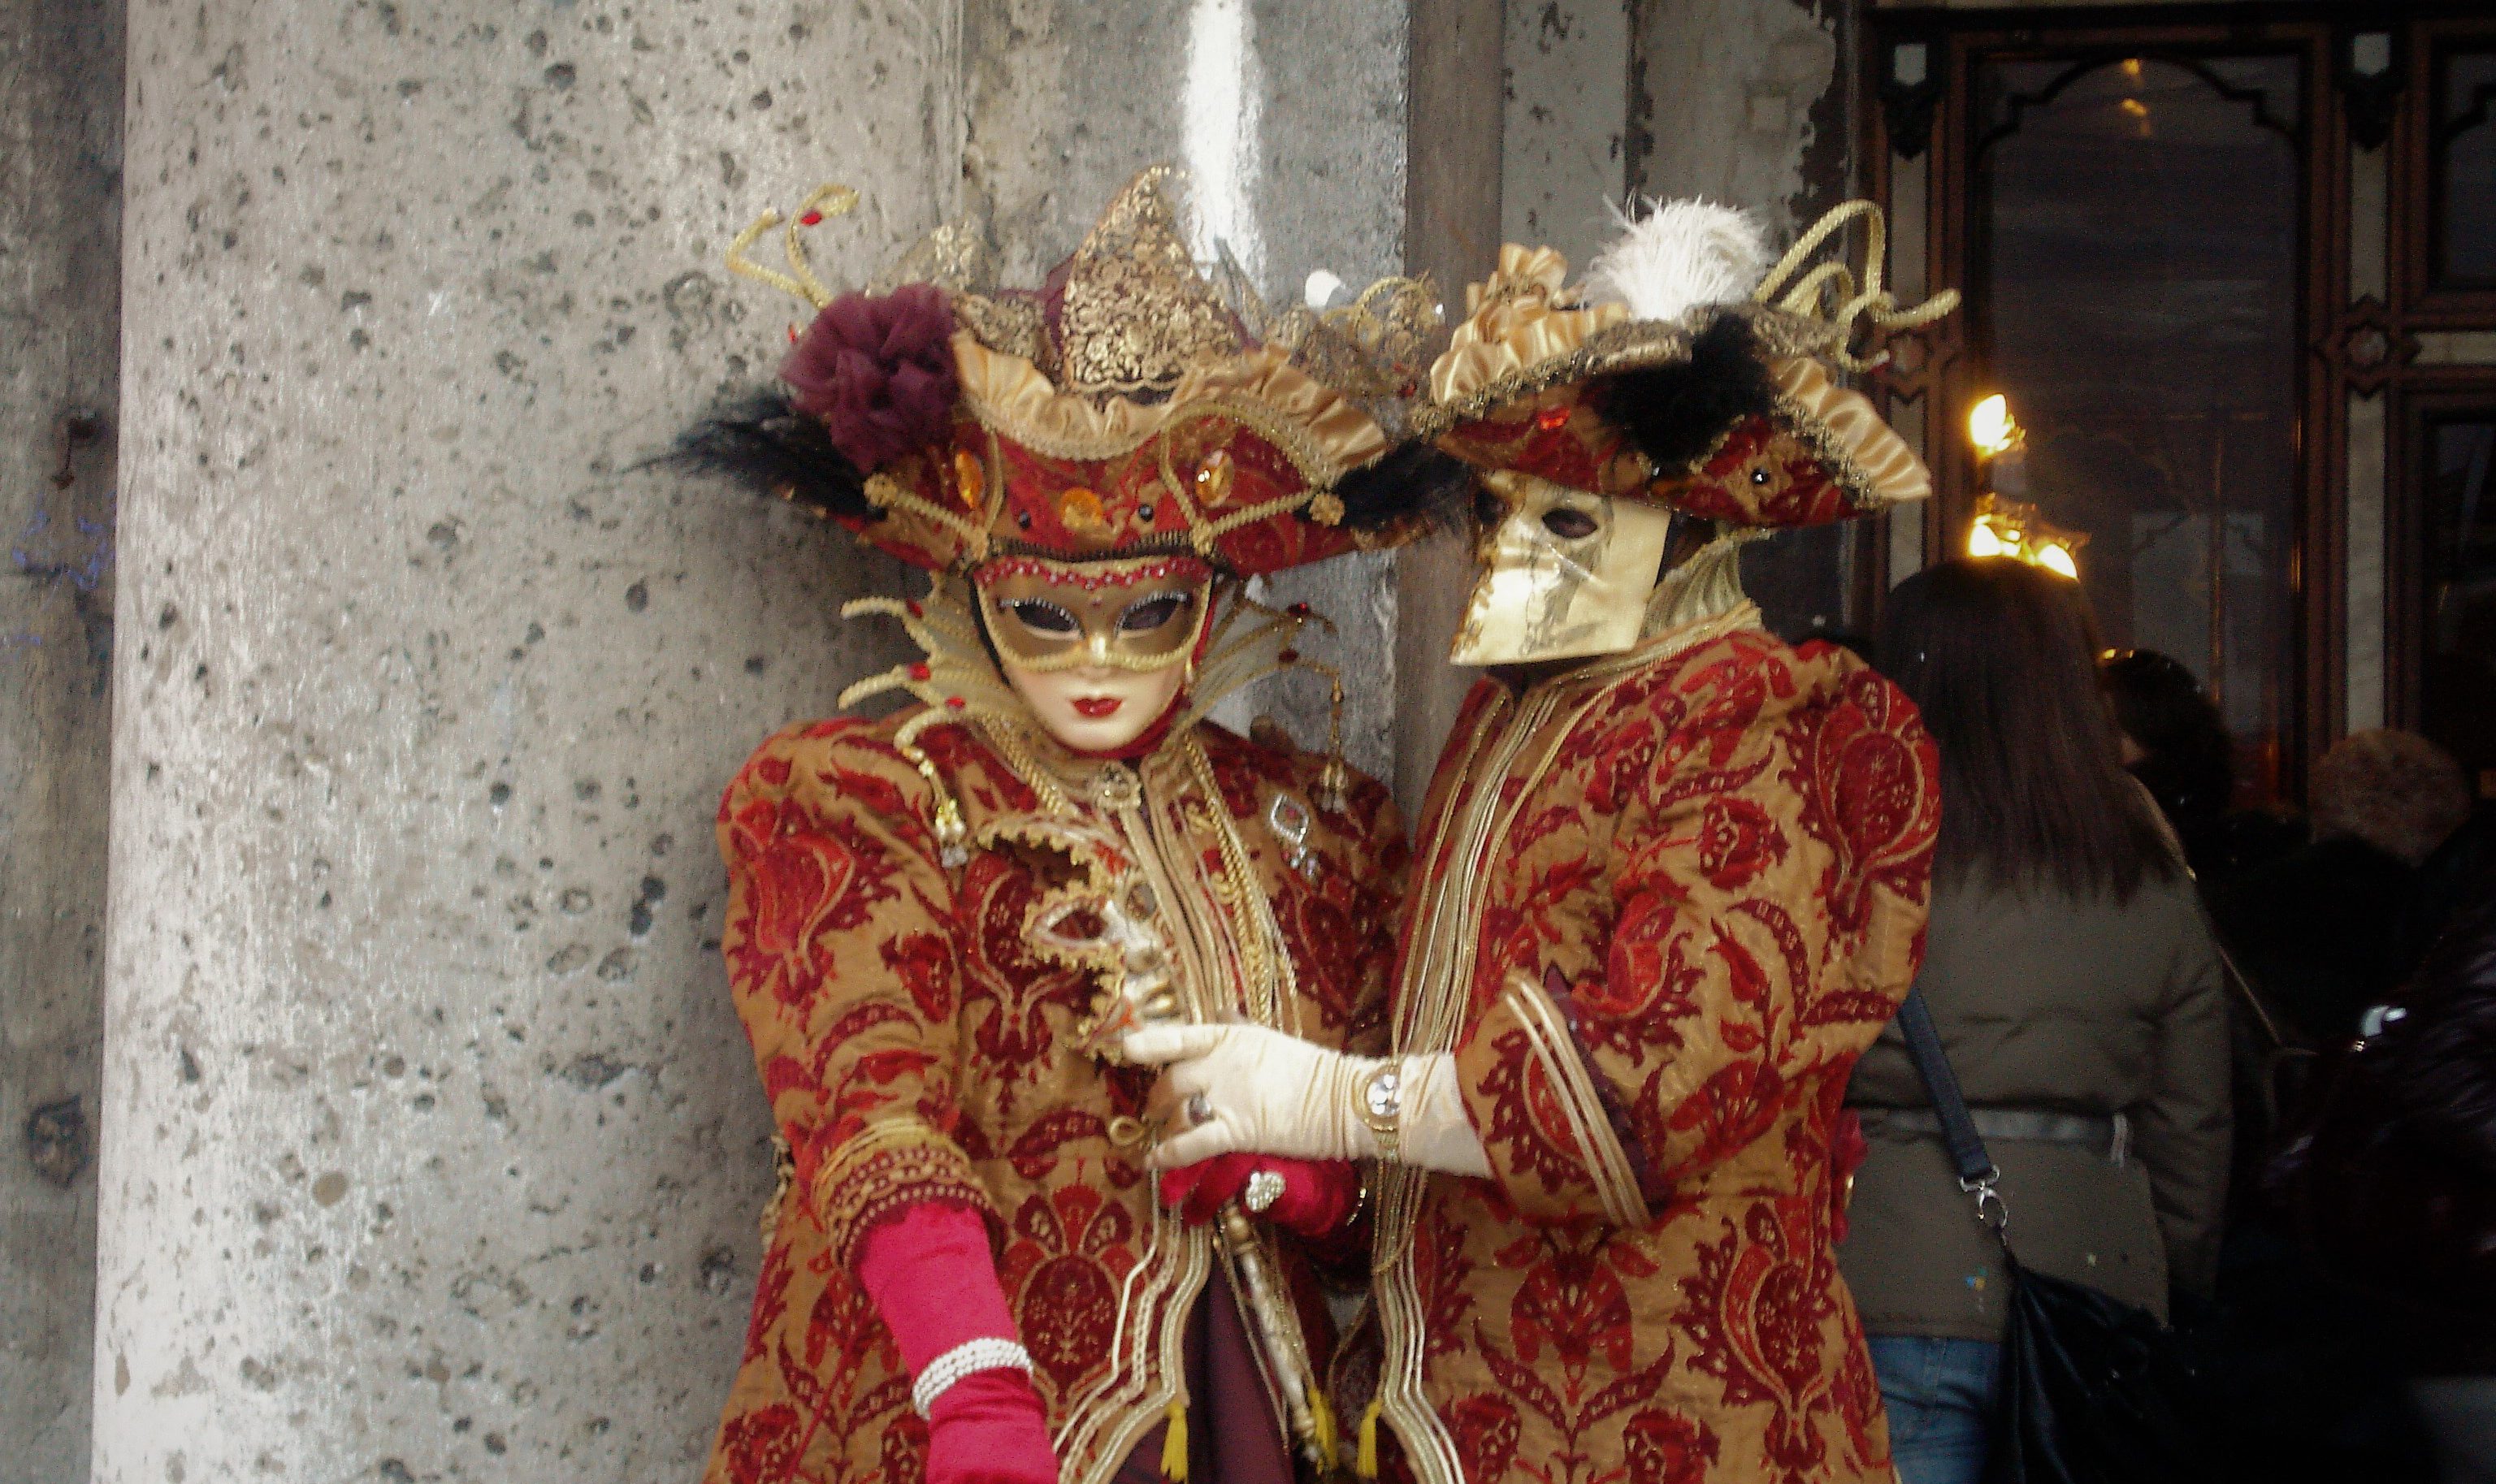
[1772,357,1929,508]
[1427,244,1632,407]
[951,332,1389,487]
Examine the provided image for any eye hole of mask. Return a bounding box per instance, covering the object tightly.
[1118,592,1194,634]
[1474,487,1509,530]
[1541,507,1601,540]
[1003,599,1081,635]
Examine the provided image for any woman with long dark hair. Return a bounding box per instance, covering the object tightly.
[1838,558,2234,1484]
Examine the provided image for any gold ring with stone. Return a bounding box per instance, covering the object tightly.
[1242,1169,1285,1214]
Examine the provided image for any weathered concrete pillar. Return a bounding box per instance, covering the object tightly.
[94,6,947,1479]
[97,2,1435,1480]
[1,2,124,1475]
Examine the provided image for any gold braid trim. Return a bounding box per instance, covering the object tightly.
[1751,199,1961,374]
[812,1118,995,1266]
[973,719,1080,820]
[1191,489,1318,552]
[840,576,1052,860]
[1181,736,1280,1024]
[864,471,994,565]
[1410,305,1839,439]
[725,183,859,312]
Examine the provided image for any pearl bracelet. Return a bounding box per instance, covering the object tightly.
[912,1337,1034,1418]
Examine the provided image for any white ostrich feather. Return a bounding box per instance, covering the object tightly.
[1581,197,1773,325]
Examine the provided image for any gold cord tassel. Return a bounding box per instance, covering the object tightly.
[1356,1396,1383,1479]
[1160,1400,1190,1482]
[1310,1388,1340,1471]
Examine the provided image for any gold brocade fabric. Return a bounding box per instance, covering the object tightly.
[700,710,1406,1484]
[1056,165,1243,394]
[1368,620,1942,1484]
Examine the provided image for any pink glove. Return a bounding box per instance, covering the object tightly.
[856,1202,1060,1484]
[1158,1153,1360,1239]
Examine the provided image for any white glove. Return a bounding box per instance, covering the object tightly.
[1122,1024,1490,1176]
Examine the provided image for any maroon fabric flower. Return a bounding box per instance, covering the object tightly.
[779,283,959,471]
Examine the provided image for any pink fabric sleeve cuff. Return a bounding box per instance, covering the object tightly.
[853,1199,1020,1376]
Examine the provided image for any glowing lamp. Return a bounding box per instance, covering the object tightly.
[1968,395,2022,459]
[1968,492,2086,581]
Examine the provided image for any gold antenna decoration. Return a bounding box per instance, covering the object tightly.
[725,183,861,311]
[1751,200,1960,373]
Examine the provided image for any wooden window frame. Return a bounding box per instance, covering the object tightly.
[1864,8,2344,801]
[1863,5,2496,807]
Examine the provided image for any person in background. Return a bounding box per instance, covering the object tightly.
[2378,881,2496,1484]
[2212,729,2475,1044]
[1840,558,2234,1484]
[2100,646,2302,885]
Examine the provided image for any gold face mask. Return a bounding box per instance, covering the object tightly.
[974,556,1215,673]
[1449,472,1676,666]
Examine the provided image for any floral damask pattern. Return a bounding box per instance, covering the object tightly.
[1389,621,1937,1484]
[701,715,1404,1484]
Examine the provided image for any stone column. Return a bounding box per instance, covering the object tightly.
[94,6,947,1479]
[1,2,124,1475]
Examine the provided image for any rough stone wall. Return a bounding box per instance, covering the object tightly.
[93,5,945,1480]
[1502,0,1631,273]
[961,0,1411,785]
[1627,0,1849,225]
[0,2,123,1478]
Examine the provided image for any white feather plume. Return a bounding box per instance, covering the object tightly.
[1581,197,1774,326]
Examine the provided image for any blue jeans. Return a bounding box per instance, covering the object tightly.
[1867,1336,2002,1484]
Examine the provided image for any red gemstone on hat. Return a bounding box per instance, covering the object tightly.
[799,210,824,227]
[905,601,923,617]
[1534,405,1571,431]
[947,696,967,709]
[1287,602,1312,617]
[1278,648,1299,663]
[908,663,931,681]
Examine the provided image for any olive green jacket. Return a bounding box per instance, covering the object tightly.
[1839,873,2233,1341]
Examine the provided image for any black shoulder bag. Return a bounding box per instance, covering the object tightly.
[1893,991,2209,1484]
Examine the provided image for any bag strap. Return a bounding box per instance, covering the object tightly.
[1895,989,2011,1235]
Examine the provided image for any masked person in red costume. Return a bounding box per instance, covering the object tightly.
[683,170,1464,1484]
[1130,201,1956,1484]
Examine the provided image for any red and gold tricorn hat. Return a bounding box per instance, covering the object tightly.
[685,167,1462,578]
[1415,199,1957,528]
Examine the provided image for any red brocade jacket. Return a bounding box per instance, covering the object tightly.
[702,712,1405,1484]
[1367,609,1939,1484]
